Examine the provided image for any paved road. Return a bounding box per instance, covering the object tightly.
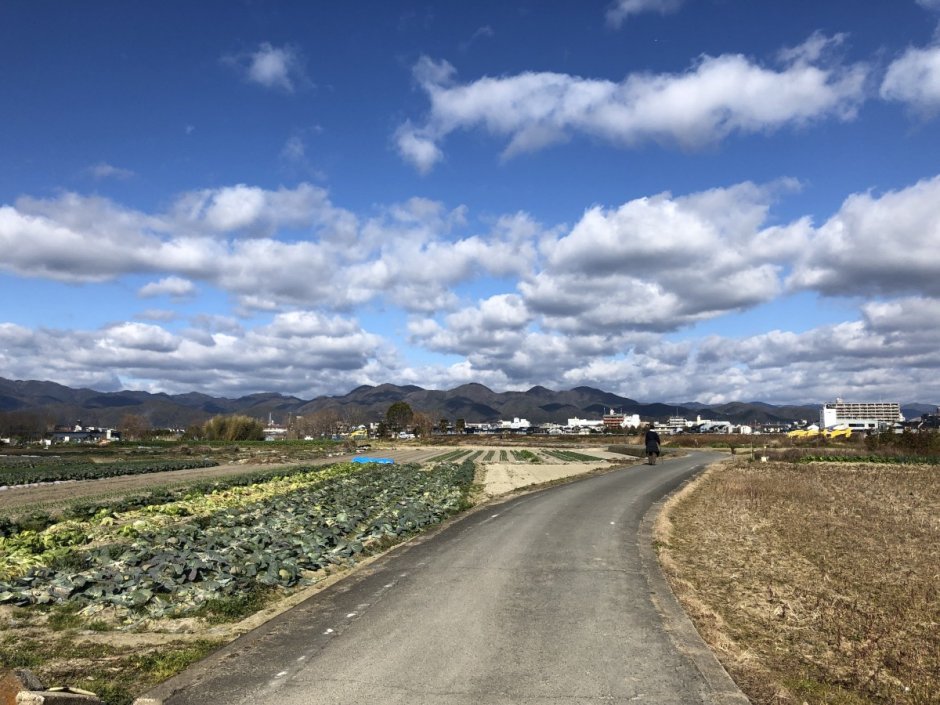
[144,451,742,705]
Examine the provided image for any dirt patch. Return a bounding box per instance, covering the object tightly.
[476,446,627,496]
[656,458,940,705]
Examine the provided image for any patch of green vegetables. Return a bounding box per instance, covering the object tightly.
[0,458,218,487]
[0,460,475,620]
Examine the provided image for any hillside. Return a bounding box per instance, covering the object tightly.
[0,376,834,429]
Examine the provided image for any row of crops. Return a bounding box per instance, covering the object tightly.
[0,458,219,486]
[425,448,606,464]
[542,450,604,462]
[0,459,475,620]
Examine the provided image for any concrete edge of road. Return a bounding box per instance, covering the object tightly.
[637,462,751,705]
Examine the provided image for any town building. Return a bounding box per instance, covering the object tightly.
[566,417,605,432]
[499,417,531,431]
[820,400,903,431]
[602,410,641,431]
[50,424,120,444]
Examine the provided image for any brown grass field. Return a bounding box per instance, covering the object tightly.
[657,458,939,705]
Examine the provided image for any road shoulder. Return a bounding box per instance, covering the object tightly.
[637,459,750,705]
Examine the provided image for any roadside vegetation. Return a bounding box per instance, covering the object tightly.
[657,455,939,705]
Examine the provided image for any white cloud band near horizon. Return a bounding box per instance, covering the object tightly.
[4,171,940,403]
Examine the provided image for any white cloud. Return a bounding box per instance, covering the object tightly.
[171,182,348,237]
[520,182,791,334]
[916,0,940,11]
[395,122,444,174]
[397,37,867,170]
[281,134,306,162]
[881,43,940,114]
[0,313,389,398]
[0,196,165,282]
[606,0,683,28]
[7,174,940,402]
[88,162,134,180]
[0,185,538,316]
[788,174,940,296]
[138,276,196,299]
[224,42,307,93]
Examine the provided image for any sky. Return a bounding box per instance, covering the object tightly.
[2,0,940,406]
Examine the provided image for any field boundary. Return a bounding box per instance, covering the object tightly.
[637,459,750,705]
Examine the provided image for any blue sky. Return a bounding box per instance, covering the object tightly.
[2,0,940,405]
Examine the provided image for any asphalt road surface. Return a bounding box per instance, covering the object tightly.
[146,451,743,705]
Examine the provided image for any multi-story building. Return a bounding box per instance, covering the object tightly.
[820,400,903,431]
[602,410,641,431]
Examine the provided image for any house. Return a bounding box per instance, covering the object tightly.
[50,424,120,444]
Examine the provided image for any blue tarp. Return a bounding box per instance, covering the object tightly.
[351,456,395,464]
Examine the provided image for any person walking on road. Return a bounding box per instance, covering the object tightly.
[645,425,661,465]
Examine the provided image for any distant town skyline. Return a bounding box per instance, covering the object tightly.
[2,1,940,406]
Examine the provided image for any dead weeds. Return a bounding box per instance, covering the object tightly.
[658,459,939,705]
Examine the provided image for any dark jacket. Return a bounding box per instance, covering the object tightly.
[644,428,661,452]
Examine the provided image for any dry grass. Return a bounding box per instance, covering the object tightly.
[657,459,939,705]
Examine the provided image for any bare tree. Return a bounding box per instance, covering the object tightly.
[412,411,433,438]
[119,413,151,441]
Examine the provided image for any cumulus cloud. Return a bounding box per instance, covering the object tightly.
[520,182,795,334]
[395,122,444,174]
[224,42,307,92]
[0,313,388,398]
[0,184,539,316]
[606,0,684,28]
[396,36,867,170]
[788,174,940,296]
[6,173,940,402]
[916,0,940,11]
[0,194,167,282]
[138,276,196,299]
[170,182,351,238]
[881,43,940,114]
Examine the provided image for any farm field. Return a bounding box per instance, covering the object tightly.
[474,445,628,496]
[0,442,634,704]
[0,446,444,516]
[656,458,940,705]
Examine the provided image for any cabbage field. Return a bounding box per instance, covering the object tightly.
[0,459,475,621]
[0,457,219,486]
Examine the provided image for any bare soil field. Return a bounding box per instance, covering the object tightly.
[656,458,940,705]
[475,446,630,495]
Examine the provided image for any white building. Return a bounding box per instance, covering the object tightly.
[566,417,604,431]
[499,417,531,431]
[820,400,903,431]
[658,416,692,434]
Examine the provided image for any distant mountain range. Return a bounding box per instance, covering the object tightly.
[0,376,932,429]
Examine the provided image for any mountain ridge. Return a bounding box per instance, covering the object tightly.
[0,377,929,429]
